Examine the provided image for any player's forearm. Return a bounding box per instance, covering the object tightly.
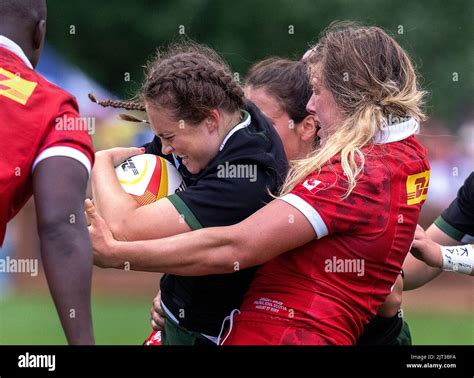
[106,227,242,275]
[403,253,442,290]
[39,222,95,345]
[404,223,464,290]
[91,153,139,236]
[33,157,95,344]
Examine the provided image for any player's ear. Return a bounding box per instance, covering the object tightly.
[30,19,46,68]
[33,20,46,51]
[205,109,220,133]
[297,115,318,142]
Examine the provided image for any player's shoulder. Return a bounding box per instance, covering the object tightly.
[34,71,76,104]
[437,172,474,241]
[441,172,474,212]
[363,137,430,178]
[384,135,429,167]
[315,150,388,182]
[461,172,474,193]
[0,48,76,106]
[223,101,287,166]
[299,149,390,200]
[453,172,474,213]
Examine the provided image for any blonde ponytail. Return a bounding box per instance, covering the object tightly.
[279,22,426,198]
[280,102,380,198]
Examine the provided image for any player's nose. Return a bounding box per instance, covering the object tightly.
[161,144,173,155]
[306,93,317,115]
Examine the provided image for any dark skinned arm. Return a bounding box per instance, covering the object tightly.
[33,156,94,345]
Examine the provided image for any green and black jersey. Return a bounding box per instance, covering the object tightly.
[435,172,474,243]
[144,101,288,336]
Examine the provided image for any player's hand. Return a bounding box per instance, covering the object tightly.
[150,290,165,331]
[376,274,403,317]
[410,224,443,268]
[84,199,95,226]
[85,198,118,268]
[95,147,145,167]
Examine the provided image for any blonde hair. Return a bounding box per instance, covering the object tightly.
[279,22,427,197]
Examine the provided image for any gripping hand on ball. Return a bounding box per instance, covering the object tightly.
[95,146,145,167]
[86,198,119,268]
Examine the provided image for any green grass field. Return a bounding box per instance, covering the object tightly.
[0,293,151,345]
[0,293,472,345]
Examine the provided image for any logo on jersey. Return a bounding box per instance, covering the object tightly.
[302,178,321,192]
[406,170,430,205]
[0,67,37,105]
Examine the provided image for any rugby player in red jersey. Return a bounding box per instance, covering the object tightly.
[88,23,429,345]
[0,0,94,344]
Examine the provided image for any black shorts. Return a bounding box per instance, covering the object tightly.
[357,313,404,345]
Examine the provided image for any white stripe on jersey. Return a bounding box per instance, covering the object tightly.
[32,146,92,175]
[280,193,329,239]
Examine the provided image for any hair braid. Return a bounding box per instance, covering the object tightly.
[88,93,145,111]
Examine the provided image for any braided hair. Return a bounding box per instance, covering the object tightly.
[89,43,244,125]
[88,93,145,111]
[140,42,245,124]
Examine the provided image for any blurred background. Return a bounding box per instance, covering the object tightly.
[0,0,472,344]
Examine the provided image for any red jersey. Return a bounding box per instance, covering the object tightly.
[238,128,430,344]
[0,39,94,245]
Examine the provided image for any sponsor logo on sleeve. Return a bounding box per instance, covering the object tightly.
[406,170,430,205]
[0,67,37,105]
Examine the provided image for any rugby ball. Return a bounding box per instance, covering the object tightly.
[115,154,185,206]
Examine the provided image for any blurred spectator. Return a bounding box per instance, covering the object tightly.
[418,119,471,209]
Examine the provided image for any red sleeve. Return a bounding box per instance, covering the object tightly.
[280,160,390,238]
[33,92,95,173]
